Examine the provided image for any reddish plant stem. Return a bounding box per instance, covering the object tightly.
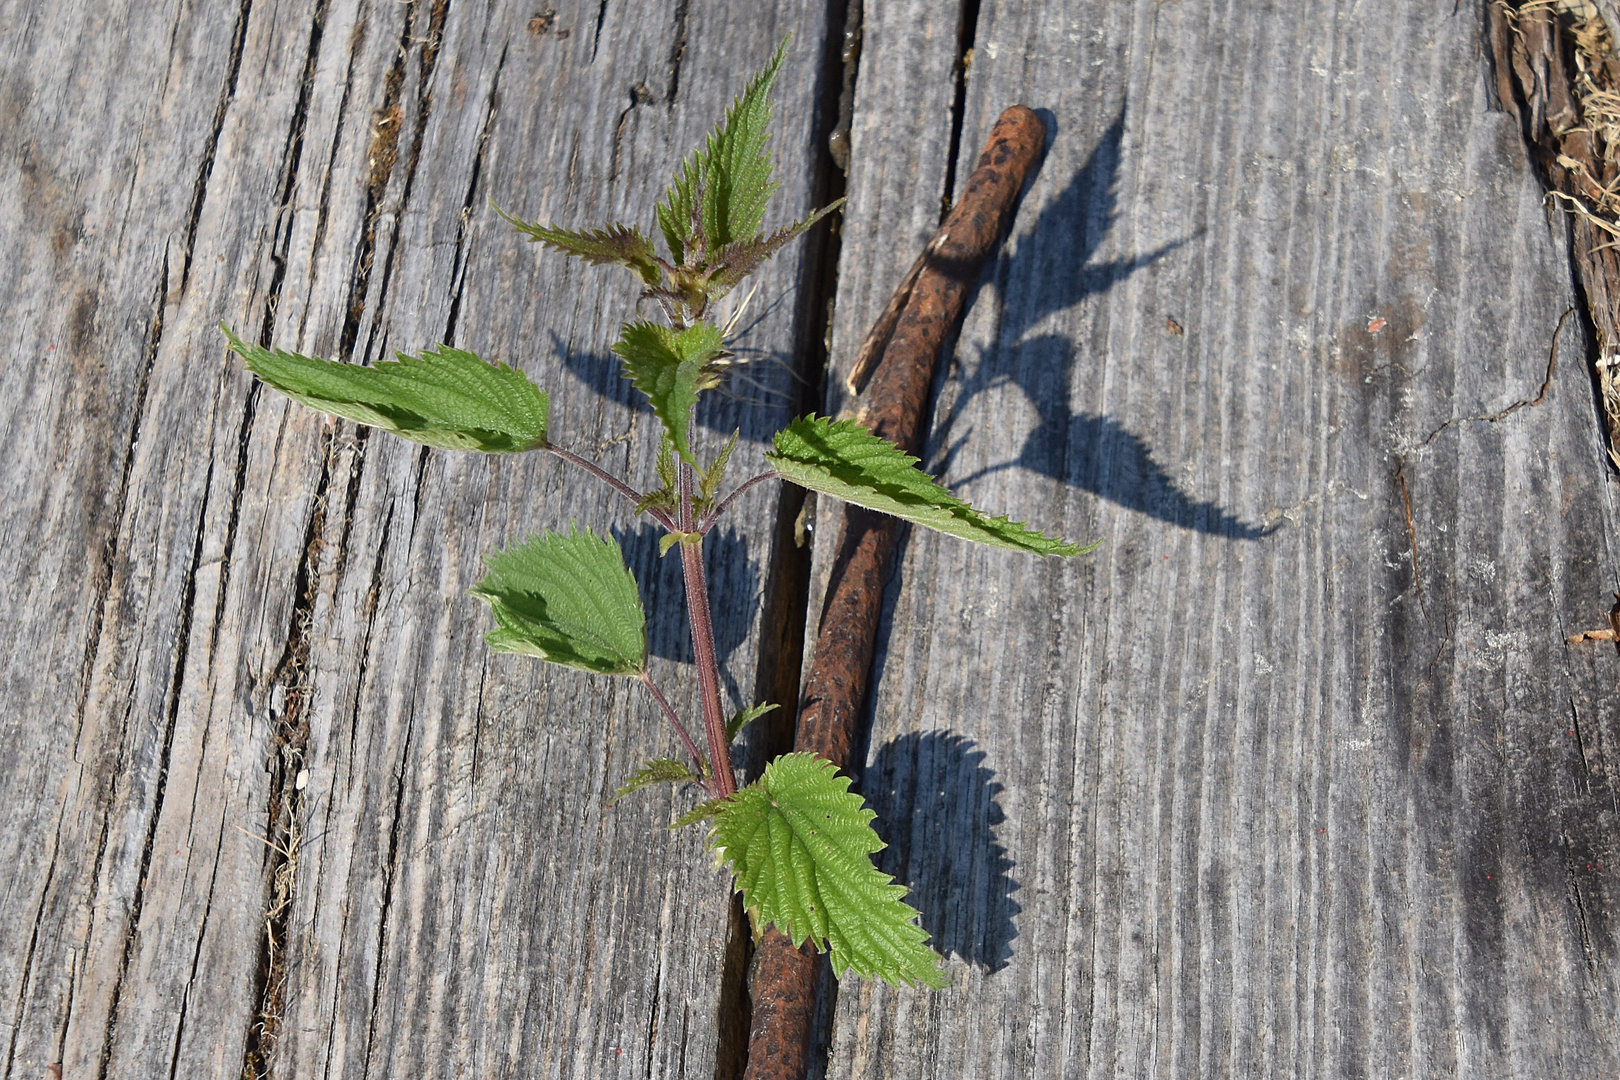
[545,443,676,531]
[637,671,709,789]
[547,441,723,787]
[699,470,779,533]
[679,461,738,797]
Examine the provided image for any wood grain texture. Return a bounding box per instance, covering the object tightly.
[821,0,959,424]
[0,1,835,1077]
[800,0,963,649]
[9,0,1620,1076]
[822,0,1620,1077]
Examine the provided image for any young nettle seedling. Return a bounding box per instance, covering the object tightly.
[224,42,1086,990]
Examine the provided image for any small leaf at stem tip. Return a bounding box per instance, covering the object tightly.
[708,752,950,988]
[222,326,550,453]
[656,38,788,265]
[636,489,677,516]
[699,429,741,508]
[492,202,665,288]
[701,199,844,298]
[725,701,778,743]
[613,321,726,465]
[471,525,647,676]
[656,434,679,491]
[767,415,1097,556]
[672,797,732,830]
[658,530,701,556]
[614,759,701,800]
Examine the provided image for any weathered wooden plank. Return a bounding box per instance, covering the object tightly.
[822,0,960,420]
[0,1,328,1076]
[0,2,836,1078]
[799,0,962,666]
[822,1,1620,1077]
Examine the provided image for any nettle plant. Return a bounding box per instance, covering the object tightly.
[224,44,1082,989]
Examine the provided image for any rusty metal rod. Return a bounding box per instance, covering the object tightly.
[741,104,1047,1080]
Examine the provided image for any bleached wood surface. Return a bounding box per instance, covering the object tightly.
[0,2,832,1077]
[5,0,1620,1077]
[819,1,1620,1077]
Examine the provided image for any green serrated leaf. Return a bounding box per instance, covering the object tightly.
[224,326,549,453]
[767,416,1094,557]
[636,489,677,516]
[657,39,787,265]
[637,436,680,516]
[699,429,741,507]
[613,321,725,465]
[673,797,731,830]
[725,701,778,742]
[614,759,700,799]
[708,752,948,988]
[655,172,699,270]
[471,526,647,676]
[656,434,679,492]
[493,204,664,288]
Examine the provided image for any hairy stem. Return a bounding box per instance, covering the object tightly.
[698,470,778,533]
[679,461,737,797]
[637,671,710,790]
[545,443,676,530]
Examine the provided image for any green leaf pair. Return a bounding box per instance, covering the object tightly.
[274,484,950,991]
[651,40,843,306]
[498,39,840,329]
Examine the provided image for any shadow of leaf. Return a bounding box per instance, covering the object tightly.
[949,388,1273,540]
[863,731,1019,972]
[934,104,1266,540]
[612,521,757,708]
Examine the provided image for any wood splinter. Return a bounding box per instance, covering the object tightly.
[1567,593,1620,651]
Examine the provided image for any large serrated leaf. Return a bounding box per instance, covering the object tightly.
[471,526,647,676]
[223,326,549,453]
[710,752,949,988]
[657,39,786,264]
[612,321,725,465]
[767,416,1093,556]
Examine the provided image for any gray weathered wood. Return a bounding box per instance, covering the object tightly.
[0,1,831,1076]
[800,0,960,645]
[822,0,1620,1076]
[10,0,1620,1076]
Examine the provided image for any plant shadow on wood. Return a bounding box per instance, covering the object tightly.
[935,106,1271,541]
[613,522,758,708]
[548,292,805,450]
[862,732,1019,972]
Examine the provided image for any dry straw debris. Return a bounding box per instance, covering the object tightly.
[1502,0,1620,465]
